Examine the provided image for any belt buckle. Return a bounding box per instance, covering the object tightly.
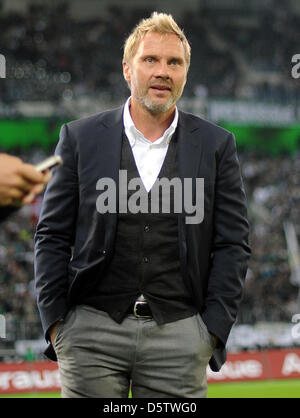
[133,300,150,318]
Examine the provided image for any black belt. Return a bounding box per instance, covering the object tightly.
[127,300,153,318]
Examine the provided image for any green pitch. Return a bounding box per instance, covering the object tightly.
[207,379,300,398]
[0,379,299,398]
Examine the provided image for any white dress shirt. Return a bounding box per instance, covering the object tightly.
[123,97,178,193]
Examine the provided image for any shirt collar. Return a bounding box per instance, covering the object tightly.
[123,97,178,147]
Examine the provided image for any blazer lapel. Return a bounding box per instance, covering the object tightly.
[96,106,124,188]
[92,106,124,252]
[177,110,203,182]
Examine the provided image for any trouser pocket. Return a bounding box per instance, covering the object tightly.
[196,313,215,351]
[54,306,77,352]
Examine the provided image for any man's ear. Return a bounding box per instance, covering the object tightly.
[122,60,131,85]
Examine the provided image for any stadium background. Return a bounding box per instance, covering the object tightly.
[0,0,299,398]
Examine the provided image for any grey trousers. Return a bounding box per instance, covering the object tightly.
[53,304,215,398]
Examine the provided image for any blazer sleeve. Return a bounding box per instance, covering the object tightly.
[34,123,79,341]
[202,132,251,347]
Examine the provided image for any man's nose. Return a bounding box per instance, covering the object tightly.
[155,61,170,78]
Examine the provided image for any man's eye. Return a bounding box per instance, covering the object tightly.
[170,59,178,65]
[146,57,154,63]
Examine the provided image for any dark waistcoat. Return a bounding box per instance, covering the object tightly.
[81,130,196,324]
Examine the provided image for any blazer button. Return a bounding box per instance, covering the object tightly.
[102,250,107,255]
[143,256,149,263]
[144,225,150,232]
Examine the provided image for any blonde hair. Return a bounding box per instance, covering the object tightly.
[123,12,191,70]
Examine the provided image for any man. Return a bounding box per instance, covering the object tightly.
[0,153,50,221]
[35,12,250,398]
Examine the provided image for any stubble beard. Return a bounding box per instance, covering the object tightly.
[134,84,184,115]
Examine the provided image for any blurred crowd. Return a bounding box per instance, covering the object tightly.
[0,1,299,105]
[0,147,299,345]
[0,148,49,344]
[238,151,300,324]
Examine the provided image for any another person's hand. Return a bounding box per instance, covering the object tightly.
[0,153,51,207]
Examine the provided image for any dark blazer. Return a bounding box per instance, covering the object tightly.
[34,106,251,372]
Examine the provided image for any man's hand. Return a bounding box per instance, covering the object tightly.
[0,153,51,207]
[211,334,219,348]
[49,321,61,347]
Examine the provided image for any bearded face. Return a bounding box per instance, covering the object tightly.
[123,32,187,115]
